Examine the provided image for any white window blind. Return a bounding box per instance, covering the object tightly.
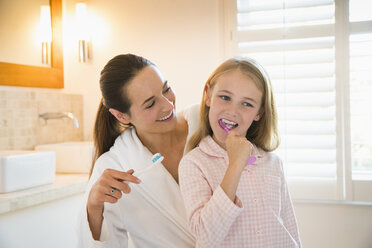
[235,0,337,200]
[230,0,372,201]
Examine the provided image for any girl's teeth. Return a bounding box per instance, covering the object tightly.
[222,119,237,129]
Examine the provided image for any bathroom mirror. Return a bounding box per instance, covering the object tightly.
[0,0,63,88]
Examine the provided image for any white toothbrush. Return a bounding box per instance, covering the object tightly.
[113,153,164,192]
[132,153,164,177]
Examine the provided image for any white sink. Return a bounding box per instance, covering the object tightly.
[35,141,94,173]
[0,150,56,193]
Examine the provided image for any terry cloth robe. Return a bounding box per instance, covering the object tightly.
[77,104,199,248]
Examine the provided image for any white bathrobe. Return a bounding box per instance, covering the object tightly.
[78,104,199,248]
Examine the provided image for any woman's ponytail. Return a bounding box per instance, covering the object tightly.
[90,99,122,176]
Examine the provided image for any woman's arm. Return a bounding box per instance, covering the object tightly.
[86,168,141,240]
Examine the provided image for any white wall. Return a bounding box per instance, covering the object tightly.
[61,0,225,140]
[294,201,372,248]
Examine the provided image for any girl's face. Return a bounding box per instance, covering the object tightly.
[123,65,177,135]
[206,69,262,149]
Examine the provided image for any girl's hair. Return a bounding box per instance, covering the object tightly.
[91,54,154,176]
[187,56,279,152]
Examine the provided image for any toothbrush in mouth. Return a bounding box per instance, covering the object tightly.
[218,119,256,165]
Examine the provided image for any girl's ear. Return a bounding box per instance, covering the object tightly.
[109,108,131,125]
[204,84,211,107]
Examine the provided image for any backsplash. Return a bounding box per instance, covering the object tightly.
[0,90,83,150]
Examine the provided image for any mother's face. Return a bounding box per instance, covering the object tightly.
[122,65,177,135]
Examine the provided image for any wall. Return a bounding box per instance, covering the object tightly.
[0,89,83,150]
[61,0,225,140]
[294,201,372,248]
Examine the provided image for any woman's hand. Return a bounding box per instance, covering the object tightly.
[225,130,253,171]
[87,168,141,240]
[88,168,141,211]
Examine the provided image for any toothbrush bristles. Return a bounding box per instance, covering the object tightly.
[151,153,163,163]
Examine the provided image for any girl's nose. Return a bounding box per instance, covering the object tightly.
[225,102,238,117]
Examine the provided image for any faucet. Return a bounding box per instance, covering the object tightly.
[39,112,79,128]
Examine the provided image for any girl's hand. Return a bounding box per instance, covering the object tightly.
[87,168,141,213]
[225,130,253,171]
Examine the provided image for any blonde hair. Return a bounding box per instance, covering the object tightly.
[187,57,279,152]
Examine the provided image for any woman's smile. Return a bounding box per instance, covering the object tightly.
[157,110,174,121]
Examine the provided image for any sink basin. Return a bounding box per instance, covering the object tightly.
[0,150,55,193]
[35,142,94,173]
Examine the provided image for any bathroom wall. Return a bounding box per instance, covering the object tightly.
[0,89,83,150]
[61,0,225,140]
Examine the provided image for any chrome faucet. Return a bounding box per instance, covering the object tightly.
[39,112,79,128]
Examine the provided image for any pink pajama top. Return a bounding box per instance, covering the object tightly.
[179,136,302,248]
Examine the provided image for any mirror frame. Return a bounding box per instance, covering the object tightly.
[0,0,63,88]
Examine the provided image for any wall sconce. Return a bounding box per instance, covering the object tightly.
[76,3,90,62]
[40,6,52,65]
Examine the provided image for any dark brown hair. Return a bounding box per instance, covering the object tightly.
[90,54,154,176]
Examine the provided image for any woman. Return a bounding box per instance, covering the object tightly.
[78,54,199,247]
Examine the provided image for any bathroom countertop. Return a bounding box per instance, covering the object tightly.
[0,174,89,215]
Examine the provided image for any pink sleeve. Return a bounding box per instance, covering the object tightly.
[279,161,302,247]
[179,157,243,248]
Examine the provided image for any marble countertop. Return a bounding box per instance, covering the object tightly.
[0,174,89,215]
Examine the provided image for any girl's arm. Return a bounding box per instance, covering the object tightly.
[179,131,252,247]
[221,130,253,201]
[179,156,244,248]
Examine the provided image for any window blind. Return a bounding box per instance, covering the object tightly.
[235,0,337,200]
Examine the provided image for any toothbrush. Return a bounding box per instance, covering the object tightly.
[114,153,163,192]
[132,153,164,177]
[218,119,256,165]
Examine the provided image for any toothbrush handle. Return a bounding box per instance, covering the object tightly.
[247,156,256,165]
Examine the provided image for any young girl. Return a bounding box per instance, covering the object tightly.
[179,57,301,248]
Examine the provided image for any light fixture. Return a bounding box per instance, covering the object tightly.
[76,3,90,62]
[40,5,52,65]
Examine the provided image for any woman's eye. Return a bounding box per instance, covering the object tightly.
[146,101,155,109]
[163,86,171,94]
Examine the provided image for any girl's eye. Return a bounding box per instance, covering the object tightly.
[243,102,253,107]
[146,101,155,109]
[219,95,230,101]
